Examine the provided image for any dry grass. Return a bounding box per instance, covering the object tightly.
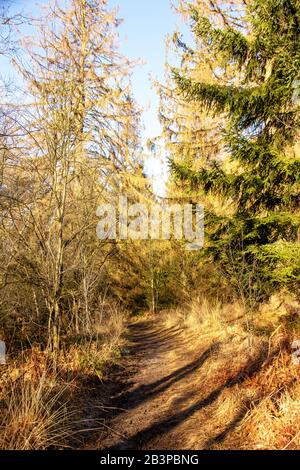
[230,348,300,450]
[0,353,74,450]
[0,301,127,450]
[2,294,299,450]
[62,302,127,379]
[162,293,300,450]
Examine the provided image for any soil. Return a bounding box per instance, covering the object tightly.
[82,317,224,450]
[75,316,288,450]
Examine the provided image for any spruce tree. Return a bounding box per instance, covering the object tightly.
[172,0,300,302]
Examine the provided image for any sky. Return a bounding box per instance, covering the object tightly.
[108,0,186,195]
[3,0,188,195]
[109,0,181,138]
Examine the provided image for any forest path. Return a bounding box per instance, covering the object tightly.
[92,316,228,450]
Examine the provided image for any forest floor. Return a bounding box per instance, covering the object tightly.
[81,314,274,450]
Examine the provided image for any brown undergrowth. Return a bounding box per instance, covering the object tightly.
[0,303,127,450]
[95,293,300,450]
[2,294,299,450]
[163,294,300,450]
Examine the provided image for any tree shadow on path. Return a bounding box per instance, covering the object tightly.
[106,342,280,450]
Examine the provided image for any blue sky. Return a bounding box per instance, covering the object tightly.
[109,0,189,194]
[5,0,188,194]
[109,0,183,139]
[109,0,185,194]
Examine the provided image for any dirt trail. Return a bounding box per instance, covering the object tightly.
[81,314,284,450]
[92,317,230,450]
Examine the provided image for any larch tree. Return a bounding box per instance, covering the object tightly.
[1,0,143,354]
[158,0,250,218]
[154,0,244,303]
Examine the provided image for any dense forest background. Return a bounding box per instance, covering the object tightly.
[0,0,299,450]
